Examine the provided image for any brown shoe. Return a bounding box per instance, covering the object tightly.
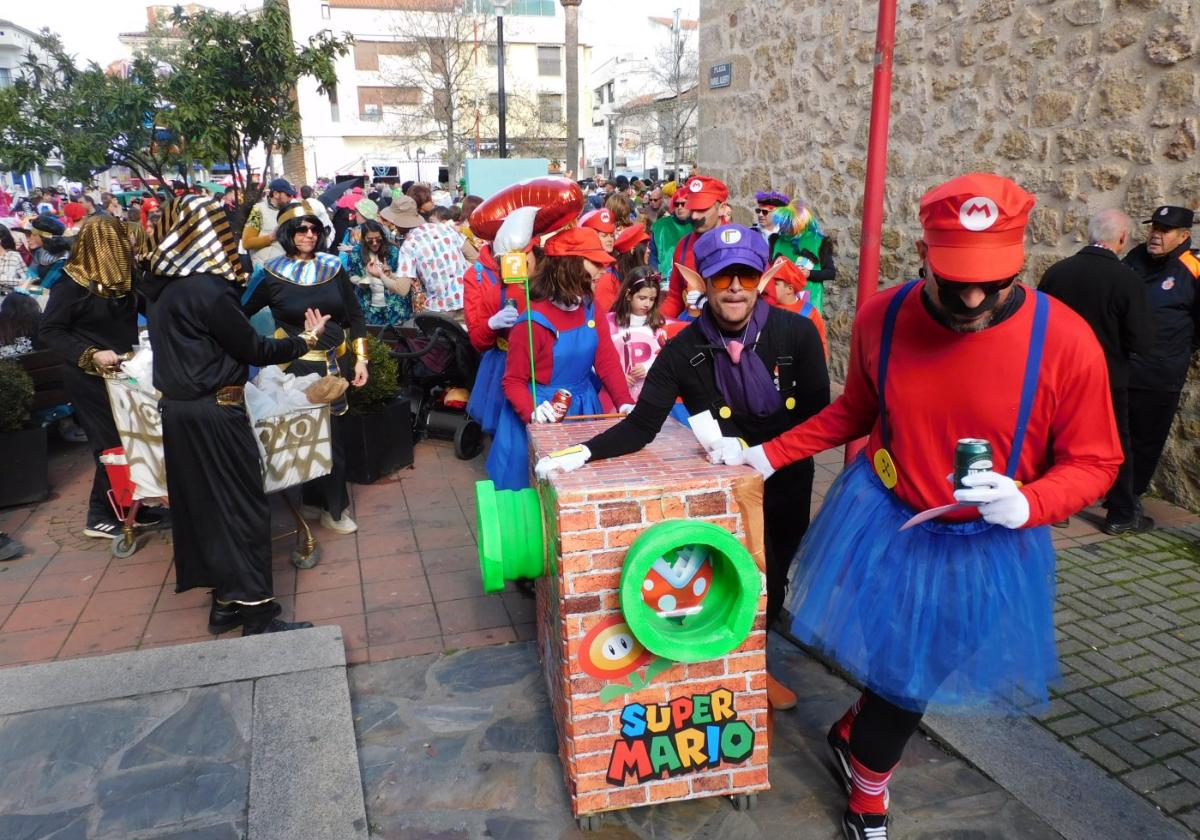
[766,673,797,710]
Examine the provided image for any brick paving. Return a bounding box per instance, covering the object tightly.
[4,432,1200,831]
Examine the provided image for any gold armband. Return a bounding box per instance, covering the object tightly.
[298,330,319,350]
[78,347,100,373]
[352,337,369,362]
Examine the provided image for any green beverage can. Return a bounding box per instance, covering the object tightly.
[954,438,993,490]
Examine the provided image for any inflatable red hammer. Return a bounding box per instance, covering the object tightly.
[468,177,586,241]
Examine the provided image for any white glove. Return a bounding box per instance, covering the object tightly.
[685,290,703,309]
[532,400,563,424]
[709,439,776,480]
[534,444,590,479]
[487,306,520,330]
[953,471,1030,529]
[618,403,635,415]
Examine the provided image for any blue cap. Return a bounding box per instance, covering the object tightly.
[694,224,768,278]
[23,213,66,237]
[268,178,296,197]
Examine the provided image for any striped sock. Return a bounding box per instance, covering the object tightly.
[848,754,893,815]
[834,693,866,741]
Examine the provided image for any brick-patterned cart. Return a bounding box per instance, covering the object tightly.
[476,419,770,831]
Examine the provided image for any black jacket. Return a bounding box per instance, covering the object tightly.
[1038,245,1154,389]
[585,306,829,460]
[1123,239,1200,392]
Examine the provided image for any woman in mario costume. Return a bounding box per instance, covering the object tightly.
[485,226,635,491]
[713,173,1123,839]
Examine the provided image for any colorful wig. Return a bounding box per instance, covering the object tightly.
[773,201,824,241]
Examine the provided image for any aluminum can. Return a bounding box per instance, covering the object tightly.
[551,388,572,418]
[954,438,993,490]
[504,298,517,311]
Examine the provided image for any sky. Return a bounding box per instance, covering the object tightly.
[7,0,700,67]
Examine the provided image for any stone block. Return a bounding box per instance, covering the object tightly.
[1145,25,1196,65]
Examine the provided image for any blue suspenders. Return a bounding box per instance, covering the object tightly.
[876,282,1050,476]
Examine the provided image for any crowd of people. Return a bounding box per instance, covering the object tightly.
[0,165,1197,838]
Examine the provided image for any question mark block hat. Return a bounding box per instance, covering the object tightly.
[919,172,1036,283]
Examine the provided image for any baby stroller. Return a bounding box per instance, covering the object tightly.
[390,313,484,460]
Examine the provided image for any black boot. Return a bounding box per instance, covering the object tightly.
[208,593,243,635]
[240,601,314,636]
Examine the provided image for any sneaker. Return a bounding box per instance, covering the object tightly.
[842,809,889,840]
[320,511,357,534]
[1101,515,1155,536]
[1051,519,1070,528]
[299,504,323,520]
[766,673,797,710]
[827,724,853,795]
[133,506,168,529]
[83,519,123,539]
[0,533,23,563]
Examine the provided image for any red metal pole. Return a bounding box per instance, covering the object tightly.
[846,0,899,465]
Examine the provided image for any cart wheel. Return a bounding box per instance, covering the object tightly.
[111,534,140,559]
[576,814,604,832]
[729,793,758,811]
[291,545,321,570]
[454,419,484,460]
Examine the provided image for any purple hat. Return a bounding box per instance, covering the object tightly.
[694,224,768,278]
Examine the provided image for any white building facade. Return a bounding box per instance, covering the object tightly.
[0,18,62,190]
[286,0,593,187]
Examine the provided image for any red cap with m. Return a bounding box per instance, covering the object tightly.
[919,173,1036,283]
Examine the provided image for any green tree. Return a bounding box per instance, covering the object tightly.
[163,3,352,203]
[0,32,181,184]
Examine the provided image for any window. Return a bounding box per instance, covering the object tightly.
[0,68,11,89]
[538,93,563,123]
[362,104,382,121]
[468,0,556,16]
[606,82,614,103]
[487,92,502,114]
[320,2,330,19]
[592,88,603,108]
[537,46,561,77]
[354,41,417,72]
[486,44,506,66]
[329,85,340,122]
[358,85,421,119]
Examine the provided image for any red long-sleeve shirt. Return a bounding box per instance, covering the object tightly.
[593,268,621,316]
[763,283,1123,527]
[463,246,526,353]
[661,232,699,318]
[502,300,633,422]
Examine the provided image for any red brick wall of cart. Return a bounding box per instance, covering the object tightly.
[529,420,770,817]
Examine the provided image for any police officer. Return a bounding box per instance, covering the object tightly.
[534,224,830,711]
[1123,205,1200,530]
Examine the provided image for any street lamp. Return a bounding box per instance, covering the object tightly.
[493,0,511,158]
[416,147,425,182]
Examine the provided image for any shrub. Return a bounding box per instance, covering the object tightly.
[347,333,401,415]
[0,360,34,432]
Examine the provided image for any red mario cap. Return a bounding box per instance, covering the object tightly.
[682,176,729,212]
[919,173,1035,283]
[613,224,650,254]
[579,208,616,234]
[771,259,808,292]
[544,227,616,265]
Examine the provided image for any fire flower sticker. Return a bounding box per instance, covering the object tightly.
[579,616,673,703]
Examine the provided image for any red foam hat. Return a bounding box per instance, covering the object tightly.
[579,208,616,234]
[919,173,1035,283]
[682,176,729,212]
[544,227,616,265]
[613,224,650,254]
[771,258,808,292]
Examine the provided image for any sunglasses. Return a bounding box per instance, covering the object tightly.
[933,274,1016,296]
[755,207,773,216]
[295,224,321,235]
[708,273,758,291]
[363,236,384,244]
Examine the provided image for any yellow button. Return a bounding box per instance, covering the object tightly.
[873,448,899,490]
[719,406,732,419]
[587,319,596,328]
[785,396,796,410]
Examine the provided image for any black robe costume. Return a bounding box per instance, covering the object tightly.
[243,253,367,519]
[39,279,138,523]
[143,271,307,603]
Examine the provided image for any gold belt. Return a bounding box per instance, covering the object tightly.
[215,385,245,406]
[299,341,347,362]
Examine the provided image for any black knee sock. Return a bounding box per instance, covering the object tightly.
[849,690,924,773]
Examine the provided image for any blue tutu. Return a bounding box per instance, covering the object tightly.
[785,456,1058,714]
[467,347,507,435]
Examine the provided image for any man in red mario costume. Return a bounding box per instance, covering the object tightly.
[712,173,1123,839]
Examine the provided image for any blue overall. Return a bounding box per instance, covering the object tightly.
[465,261,510,435]
[785,281,1059,713]
[485,302,605,491]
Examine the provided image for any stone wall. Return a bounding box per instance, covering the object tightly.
[697,0,1200,508]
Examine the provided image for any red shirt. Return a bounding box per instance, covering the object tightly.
[502,300,634,422]
[592,268,621,316]
[764,284,1122,527]
[661,232,698,318]
[463,247,525,353]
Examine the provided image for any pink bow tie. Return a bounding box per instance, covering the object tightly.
[727,340,745,364]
